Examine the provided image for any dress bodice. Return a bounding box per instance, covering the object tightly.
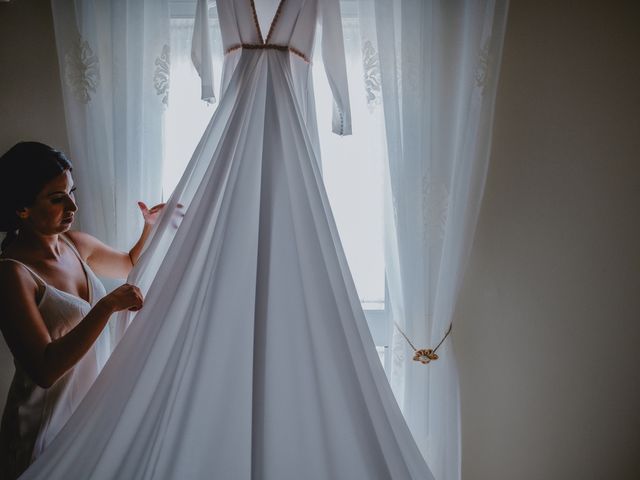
[195,0,352,135]
[218,0,313,54]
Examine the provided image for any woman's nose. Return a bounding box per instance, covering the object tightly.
[65,196,78,212]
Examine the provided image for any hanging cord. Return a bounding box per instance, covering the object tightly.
[393,321,453,364]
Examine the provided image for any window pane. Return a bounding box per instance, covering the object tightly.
[163,17,221,197]
[312,14,386,306]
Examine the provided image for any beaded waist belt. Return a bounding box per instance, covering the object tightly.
[225,44,310,63]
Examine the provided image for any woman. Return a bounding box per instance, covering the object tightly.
[0,142,163,479]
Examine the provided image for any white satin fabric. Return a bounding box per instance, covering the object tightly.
[20,1,433,478]
[0,236,108,480]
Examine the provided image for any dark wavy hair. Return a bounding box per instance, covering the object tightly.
[0,142,73,252]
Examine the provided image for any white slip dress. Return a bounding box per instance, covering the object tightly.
[0,235,108,480]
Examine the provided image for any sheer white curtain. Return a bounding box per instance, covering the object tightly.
[51,0,170,252]
[358,1,509,479]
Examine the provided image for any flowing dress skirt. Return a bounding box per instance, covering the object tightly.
[20,50,433,480]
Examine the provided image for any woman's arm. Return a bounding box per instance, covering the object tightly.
[0,262,143,388]
[67,201,165,279]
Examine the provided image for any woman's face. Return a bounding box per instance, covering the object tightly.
[18,169,78,236]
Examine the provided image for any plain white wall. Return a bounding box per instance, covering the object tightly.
[454,1,640,479]
[0,1,638,479]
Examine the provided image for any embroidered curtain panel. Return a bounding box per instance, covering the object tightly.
[51,0,170,254]
[357,0,509,478]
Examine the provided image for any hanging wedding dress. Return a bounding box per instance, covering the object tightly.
[20,0,434,478]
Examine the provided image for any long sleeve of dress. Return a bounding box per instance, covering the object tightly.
[320,0,352,135]
[191,0,216,103]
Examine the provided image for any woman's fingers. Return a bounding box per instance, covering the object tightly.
[170,203,186,229]
[148,203,166,213]
[127,286,144,311]
[131,285,144,308]
[138,201,187,228]
[108,283,144,312]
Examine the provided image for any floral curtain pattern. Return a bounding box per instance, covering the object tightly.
[361,40,382,109]
[154,44,171,106]
[63,37,100,105]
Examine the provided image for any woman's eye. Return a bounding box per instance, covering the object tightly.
[51,188,76,204]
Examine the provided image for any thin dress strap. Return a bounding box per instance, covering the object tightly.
[0,258,47,287]
[59,234,84,263]
[0,235,83,278]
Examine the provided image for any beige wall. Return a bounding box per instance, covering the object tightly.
[0,1,68,154]
[0,0,638,478]
[0,0,69,415]
[454,1,640,479]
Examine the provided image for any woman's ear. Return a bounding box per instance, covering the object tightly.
[16,207,29,220]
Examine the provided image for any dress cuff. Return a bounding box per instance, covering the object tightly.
[332,103,352,136]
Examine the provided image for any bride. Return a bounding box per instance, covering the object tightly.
[0,142,163,479]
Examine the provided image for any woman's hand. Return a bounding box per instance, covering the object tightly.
[138,201,166,226]
[99,283,144,313]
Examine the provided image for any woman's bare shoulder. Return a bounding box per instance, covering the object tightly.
[0,259,38,304]
[0,256,29,277]
[65,230,99,261]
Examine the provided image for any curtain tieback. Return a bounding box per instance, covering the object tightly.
[393,321,453,365]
